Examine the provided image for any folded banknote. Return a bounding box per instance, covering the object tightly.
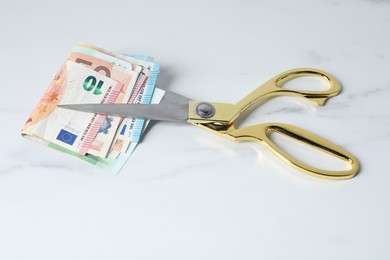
[21,43,164,173]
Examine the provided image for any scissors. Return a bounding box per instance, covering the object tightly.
[58,68,359,180]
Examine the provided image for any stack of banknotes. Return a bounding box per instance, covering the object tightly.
[21,42,164,173]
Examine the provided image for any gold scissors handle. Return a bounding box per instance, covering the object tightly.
[189,68,359,179]
[227,123,359,179]
[235,68,341,112]
[229,68,358,179]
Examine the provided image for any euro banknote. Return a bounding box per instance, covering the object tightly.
[72,43,160,152]
[22,60,124,155]
[67,52,141,157]
[21,43,162,173]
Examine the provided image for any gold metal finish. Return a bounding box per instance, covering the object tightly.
[227,123,358,180]
[188,68,359,179]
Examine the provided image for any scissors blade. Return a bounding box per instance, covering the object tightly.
[57,89,190,122]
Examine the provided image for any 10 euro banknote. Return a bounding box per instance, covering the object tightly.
[21,43,163,173]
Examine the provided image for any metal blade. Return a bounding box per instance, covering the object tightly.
[57,89,191,122]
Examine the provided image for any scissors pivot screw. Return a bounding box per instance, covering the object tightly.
[195,102,215,118]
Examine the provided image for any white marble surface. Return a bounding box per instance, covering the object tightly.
[1,0,390,259]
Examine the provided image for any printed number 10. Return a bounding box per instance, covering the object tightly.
[83,76,103,95]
